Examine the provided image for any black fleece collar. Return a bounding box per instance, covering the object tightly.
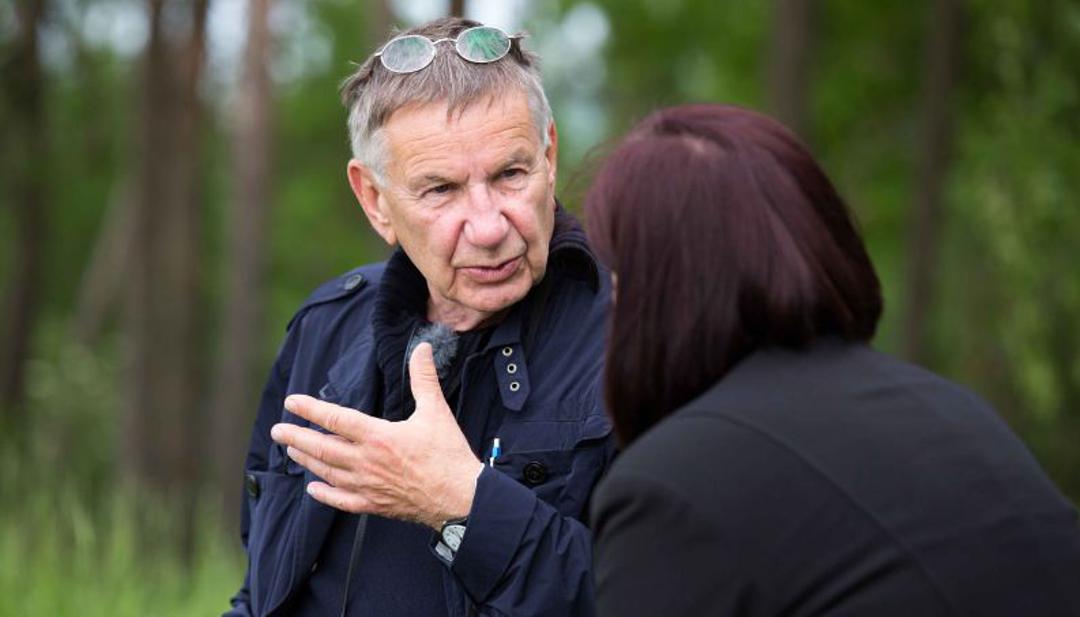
[370,205,600,419]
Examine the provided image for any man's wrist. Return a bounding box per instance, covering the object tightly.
[427,458,484,530]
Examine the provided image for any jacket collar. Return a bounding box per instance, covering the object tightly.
[548,202,601,293]
[370,248,427,420]
[354,203,602,417]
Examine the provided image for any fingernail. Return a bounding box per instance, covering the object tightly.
[306,483,317,497]
[270,424,283,441]
[284,395,297,412]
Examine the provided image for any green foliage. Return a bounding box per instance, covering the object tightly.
[2,2,1079,608]
[0,488,243,617]
[267,1,389,341]
[42,40,135,313]
[812,0,923,352]
[19,322,120,508]
[574,0,767,131]
[939,0,1080,497]
[2,325,244,615]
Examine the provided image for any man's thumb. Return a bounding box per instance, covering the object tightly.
[409,342,447,410]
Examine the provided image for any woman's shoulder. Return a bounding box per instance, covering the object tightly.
[598,400,811,514]
[598,340,1010,510]
[674,341,1002,443]
[690,341,983,410]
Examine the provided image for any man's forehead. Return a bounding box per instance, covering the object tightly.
[382,91,542,176]
[389,93,533,134]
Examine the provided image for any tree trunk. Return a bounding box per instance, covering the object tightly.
[171,0,209,555]
[902,0,962,364]
[211,0,273,527]
[0,0,47,427]
[123,0,164,502]
[68,6,133,345]
[73,180,135,343]
[767,0,816,141]
[123,0,209,558]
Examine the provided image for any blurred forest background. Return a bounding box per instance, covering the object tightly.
[1,0,1078,613]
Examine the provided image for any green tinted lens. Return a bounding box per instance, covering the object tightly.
[456,26,511,63]
[380,35,435,73]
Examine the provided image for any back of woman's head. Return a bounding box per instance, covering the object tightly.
[585,104,882,446]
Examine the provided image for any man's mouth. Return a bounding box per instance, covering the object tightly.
[459,256,523,284]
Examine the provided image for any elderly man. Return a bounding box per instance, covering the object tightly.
[224,17,614,617]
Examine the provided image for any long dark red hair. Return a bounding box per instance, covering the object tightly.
[585,104,882,446]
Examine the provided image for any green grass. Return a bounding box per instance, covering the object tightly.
[0,333,245,616]
[0,488,244,617]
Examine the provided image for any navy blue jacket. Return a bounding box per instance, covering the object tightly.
[225,219,615,616]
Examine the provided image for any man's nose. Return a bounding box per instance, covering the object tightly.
[462,185,510,249]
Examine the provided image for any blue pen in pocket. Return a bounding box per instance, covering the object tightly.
[489,437,501,467]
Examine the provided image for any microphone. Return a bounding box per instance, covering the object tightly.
[407,322,460,381]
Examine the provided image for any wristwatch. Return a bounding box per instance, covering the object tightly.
[434,516,468,564]
[441,516,468,551]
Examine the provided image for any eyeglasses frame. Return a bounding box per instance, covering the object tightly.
[373,25,524,74]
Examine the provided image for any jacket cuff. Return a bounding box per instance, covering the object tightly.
[449,465,537,603]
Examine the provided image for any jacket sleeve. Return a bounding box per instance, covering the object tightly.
[223,570,253,617]
[222,329,299,617]
[449,436,616,617]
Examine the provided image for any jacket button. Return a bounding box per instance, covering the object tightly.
[245,473,260,499]
[501,346,513,357]
[523,461,547,486]
[343,273,364,290]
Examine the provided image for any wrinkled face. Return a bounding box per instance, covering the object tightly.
[349,90,558,330]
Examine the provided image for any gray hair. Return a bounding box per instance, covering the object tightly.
[340,17,553,184]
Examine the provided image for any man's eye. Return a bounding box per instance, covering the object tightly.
[427,184,454,196]
[500,168,525,180]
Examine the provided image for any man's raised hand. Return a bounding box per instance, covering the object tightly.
[270,343,484,529]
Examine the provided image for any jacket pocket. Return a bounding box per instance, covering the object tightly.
[246,469,304,615]
[494,413,613,518]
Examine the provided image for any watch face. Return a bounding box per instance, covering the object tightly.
[442,523,466,552]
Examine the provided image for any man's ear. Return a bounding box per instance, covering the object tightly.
[544,120,559,187]
[347,159,397,245]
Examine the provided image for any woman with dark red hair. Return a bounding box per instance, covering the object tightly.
[586,104,1080,616]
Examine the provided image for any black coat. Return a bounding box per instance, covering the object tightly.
[591,342,1080,616]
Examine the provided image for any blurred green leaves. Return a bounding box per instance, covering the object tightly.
[940,0,1080,493]
[1,5,1079,609]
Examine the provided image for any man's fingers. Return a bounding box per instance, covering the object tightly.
[285,445,342,487]
[271,423,354,469]
[306,481,373,514]
[409,342,447,409]
[284,394,370,440]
